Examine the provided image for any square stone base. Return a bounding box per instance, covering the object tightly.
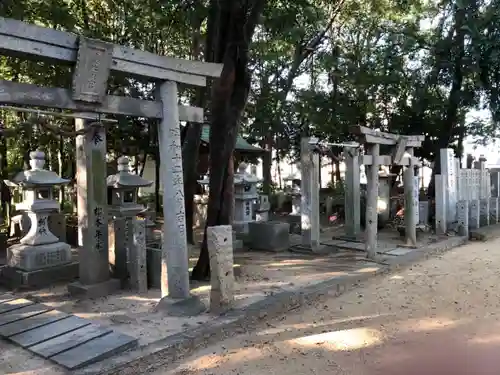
[248,221,290,252]
[67,278,121,299]
[8,242,72,271]
[0,262,79,290]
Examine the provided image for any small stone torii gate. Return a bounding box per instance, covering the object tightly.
[350,126,424,258]
[0,17,223,301]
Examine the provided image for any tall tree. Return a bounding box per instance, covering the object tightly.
[191,0,267,280]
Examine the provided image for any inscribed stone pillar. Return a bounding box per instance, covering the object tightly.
[365,143,380,258]
[435,175,447,235]
[129,217,147,293]
[490,172,500,198]
[207,225,235,314]
[457,200,469,237]
[440,148,457,225]
[418,201,429,225]
[108,216,129,282]
[344,147,360,238]
[480,199,490,226]
[469,200,480,229]
[404,163,418,247]
[75,114,110,285]
[300,138,320,251]
[156,81,190,299]
[489,198,498,223]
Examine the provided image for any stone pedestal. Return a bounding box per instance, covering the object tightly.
[207,225,235,314]
[108,217,130,283]
[457,200,469,237]
[248,221,290,252]
[255,195,270,222]
[490,198,499,223]
[480,199,490,226]
[469,199,480,229]
[129,217,147,293]
[418,201,430,225]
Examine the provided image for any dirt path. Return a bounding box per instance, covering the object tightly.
[155,237,500,375]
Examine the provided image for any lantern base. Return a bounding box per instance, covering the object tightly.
[0,261,79,289]
[7,242,72,272]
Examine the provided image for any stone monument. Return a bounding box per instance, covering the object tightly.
[2,150,77,288]
[107,156,152,292]
[232,162,261,234]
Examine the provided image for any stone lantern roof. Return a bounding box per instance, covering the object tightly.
[106,156,153,189]
[5,150,69,188]
[234,162,261,185]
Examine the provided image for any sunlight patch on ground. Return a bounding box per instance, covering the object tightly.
[390,275,404,280]
[256,314,391,336]
[355,267,382,273]
[174,347,264,373]
[398,317,460,332]
[119,295,160,303]
[287,327,383,351]
[469,334,500,345]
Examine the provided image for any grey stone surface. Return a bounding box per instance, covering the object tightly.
[68,278,121,299]
[480,199,490,226]
[146,246,161,289]
[155,295,206,317]
[248,221,290,252]
[0,298,34,314]
[108,217,129,281]
[0,303,50,326]
[207,225,235,314]
[129,217,147,293]
[51,331,138,369]
[382,248,413,256]
[0,261,79,289]
[7,241,72,271]
[0,309,68,337]
[10,315,91,347]
[469,199,480,229]
[457,200,469,238]
[29,324,112,358]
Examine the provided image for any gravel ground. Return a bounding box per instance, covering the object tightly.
[155,237,500,375]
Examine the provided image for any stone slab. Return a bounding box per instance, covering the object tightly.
[248,221,290,252]
[10,315,91,347]
[0,309,69,337]
[29,324,112,358]
[0,293,15,304]
[50,331,138,370]
[0,298,34,314]
[381,248,413,256]
[67,278,121,299]
[334,242,367,251]
[0,303,51,326]
[0,262,79,289]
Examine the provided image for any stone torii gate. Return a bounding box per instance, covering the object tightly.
[0,17,223,302]
[350,126,425,258]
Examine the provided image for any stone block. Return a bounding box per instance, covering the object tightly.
[490,197,499,223]
[129,218,147,293]
[457,200,469,238]
[67,278,121,299]
[146,245,161,289]
[0,262,79,289]
[286,214,301,233]
[7,242,72,272]
[248,221,290,252]
[469,199,480,229]
[207,225,235,314]
[48,213,66,243]
[108,217,129,281]
[480,199,490,226]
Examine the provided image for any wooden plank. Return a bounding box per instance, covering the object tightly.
[0,80,204,123]
[29,324,112,358]
[0,310,69,337]
[0,298,34,314]
[0,17,222,83]
[0,293,16,304]
[50,331,138,369]
[0,303,51,326]
[10,315,91,347]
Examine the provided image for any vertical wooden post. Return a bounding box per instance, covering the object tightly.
[344,147,360,238]
[156,81,190,300]
[74,114,109,284]
[365,143,379,259]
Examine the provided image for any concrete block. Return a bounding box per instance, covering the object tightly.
[248,221,290,252]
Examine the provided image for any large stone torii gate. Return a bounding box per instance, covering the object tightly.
[0,17,223,302]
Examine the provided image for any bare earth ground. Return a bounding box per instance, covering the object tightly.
[154,237,500,375]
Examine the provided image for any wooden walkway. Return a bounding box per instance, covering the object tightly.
[0,293,137,370]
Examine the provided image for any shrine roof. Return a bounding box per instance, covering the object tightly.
[200,125,264,153]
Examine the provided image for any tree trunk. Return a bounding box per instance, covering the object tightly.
[191,0,267,281]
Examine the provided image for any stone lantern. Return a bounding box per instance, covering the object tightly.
[233,162,261,234]
[283,170,301,215]
[107,156,152,287]
[3,150,73,287]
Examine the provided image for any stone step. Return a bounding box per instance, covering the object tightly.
[0,293,138,370]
